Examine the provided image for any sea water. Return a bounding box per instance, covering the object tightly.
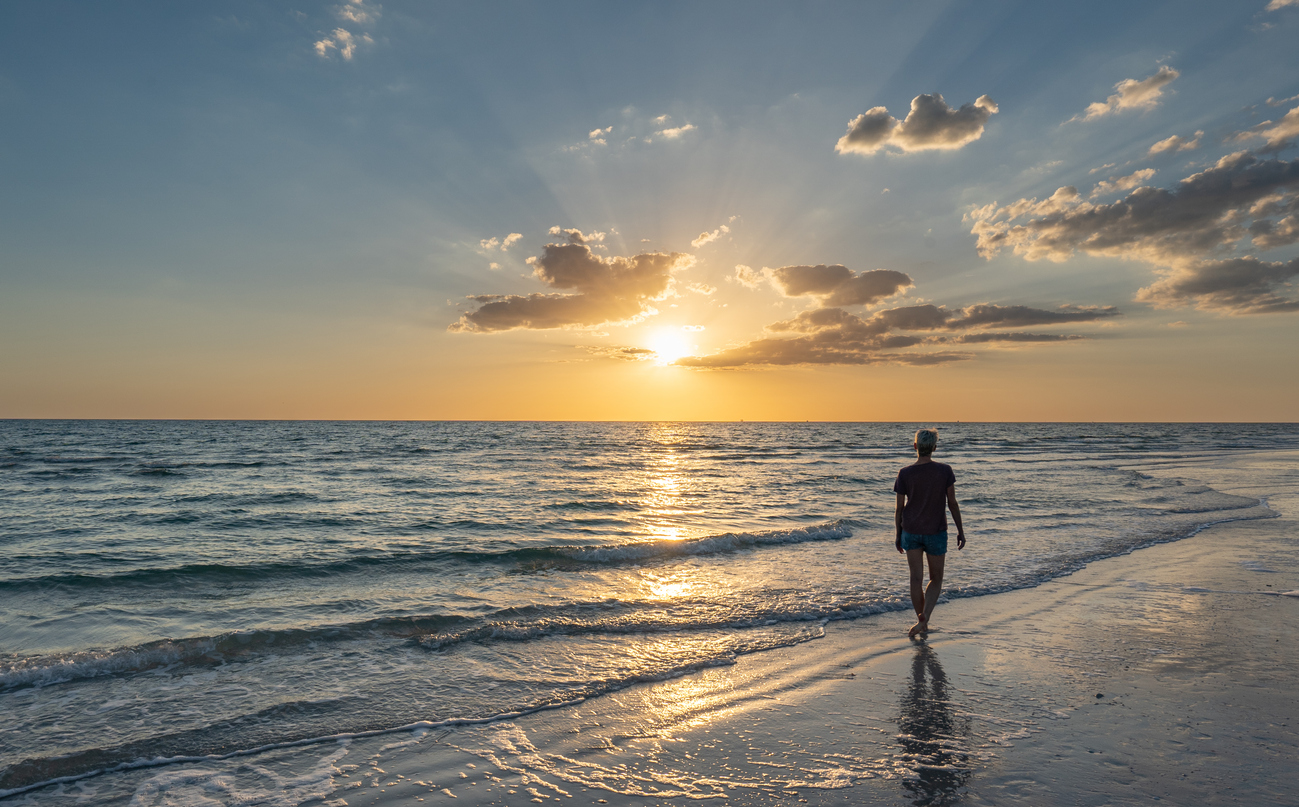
[0,421,1289,798]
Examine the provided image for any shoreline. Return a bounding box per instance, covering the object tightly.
[10,452,1298,805]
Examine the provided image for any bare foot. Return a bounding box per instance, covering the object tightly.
[908,614,928,639]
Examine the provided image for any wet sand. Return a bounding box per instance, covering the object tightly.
[45,452,1299,806]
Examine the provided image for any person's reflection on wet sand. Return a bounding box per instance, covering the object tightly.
[897,642,972,806]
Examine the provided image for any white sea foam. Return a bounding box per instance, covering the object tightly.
[554,520,854,563]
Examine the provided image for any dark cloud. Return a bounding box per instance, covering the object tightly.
[767,265,914,306]
[970,150,1299,314]
[1250,214,1299,249]
[676,302,1112,368]
[1136,257,1299,313]
[449,243,693,333]
[836,94,998,155]
[953,332,1085,343]
[948,303,1119,329]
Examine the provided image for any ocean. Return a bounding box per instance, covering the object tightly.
[0,421,1290,800]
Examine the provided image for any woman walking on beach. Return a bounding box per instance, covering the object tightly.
[894,428,966,639]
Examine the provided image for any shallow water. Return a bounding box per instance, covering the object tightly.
[0,421,1290,797]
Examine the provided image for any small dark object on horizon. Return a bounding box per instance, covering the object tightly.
[1096,693,1104,698]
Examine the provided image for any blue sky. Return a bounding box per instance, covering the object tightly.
[2,1,1298,419]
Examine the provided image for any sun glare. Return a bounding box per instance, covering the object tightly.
[648,329,693,365]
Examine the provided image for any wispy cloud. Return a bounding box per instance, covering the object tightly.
[656,123,696,140]
[1266,0,1299,10]
[1091,168,1157,197]
[690,217,737,248]
[479,233,523,252]
[1148,130,1202,156]
[314,1,378,60]
[1235,105,1299,152]
[729,265,763,289]
[336,0,378,24]
[548,227,605,245]
[836,93,998,155]
[567,114,698,152]
[1073,66,1179,121]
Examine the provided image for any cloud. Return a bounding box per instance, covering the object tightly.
[835,94,998,155]
[691,224,730,248]
[449,243,694,332]
[1267,93,1299,106]
[1236,105,1299,152]
[657,123,697,140]
[1075,66,1179,121]
[947,303,1119,329]
[1266,0,1299,9]
[686,282,717,296]
[730,265,763,289]
[314,2,377,60]
[1249,212,1299,249]
[966,186,1082,224]
[1091,168,1157,197]
[479,233,523,252]
[583,345,657,361]
[1148,131,1202,156]
[315,28,365,59]
[973,151,1299,263]
[588,126,612,146]
[675,302,1114,367]
[1136,256,1299,313]
[972,150,1299,313]
[548,227,606,245]
[952,332,1085,343]
[767,264,914,306]
[336,0,378,24]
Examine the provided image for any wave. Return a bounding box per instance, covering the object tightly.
[544,520,853,563]
[0,521,855,592]
[0,612,469,692]
[0,629,826,799]
[416,604,862,651]
[0,583,880,694]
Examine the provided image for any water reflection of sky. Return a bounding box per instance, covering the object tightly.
[898,643,973,806]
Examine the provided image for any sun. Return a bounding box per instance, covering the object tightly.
[647,328,694,365]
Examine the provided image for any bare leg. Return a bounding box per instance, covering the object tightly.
[921,553,946,625]
[906,549,927,638]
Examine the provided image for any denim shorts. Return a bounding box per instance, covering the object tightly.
[901,530,948,555]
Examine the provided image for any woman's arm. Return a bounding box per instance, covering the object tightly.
[895,493,906,554]
[946,484,966,550]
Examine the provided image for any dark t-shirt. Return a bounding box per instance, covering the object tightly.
[893,461,956,536]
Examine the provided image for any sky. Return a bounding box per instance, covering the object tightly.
[2,0,1298,421]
